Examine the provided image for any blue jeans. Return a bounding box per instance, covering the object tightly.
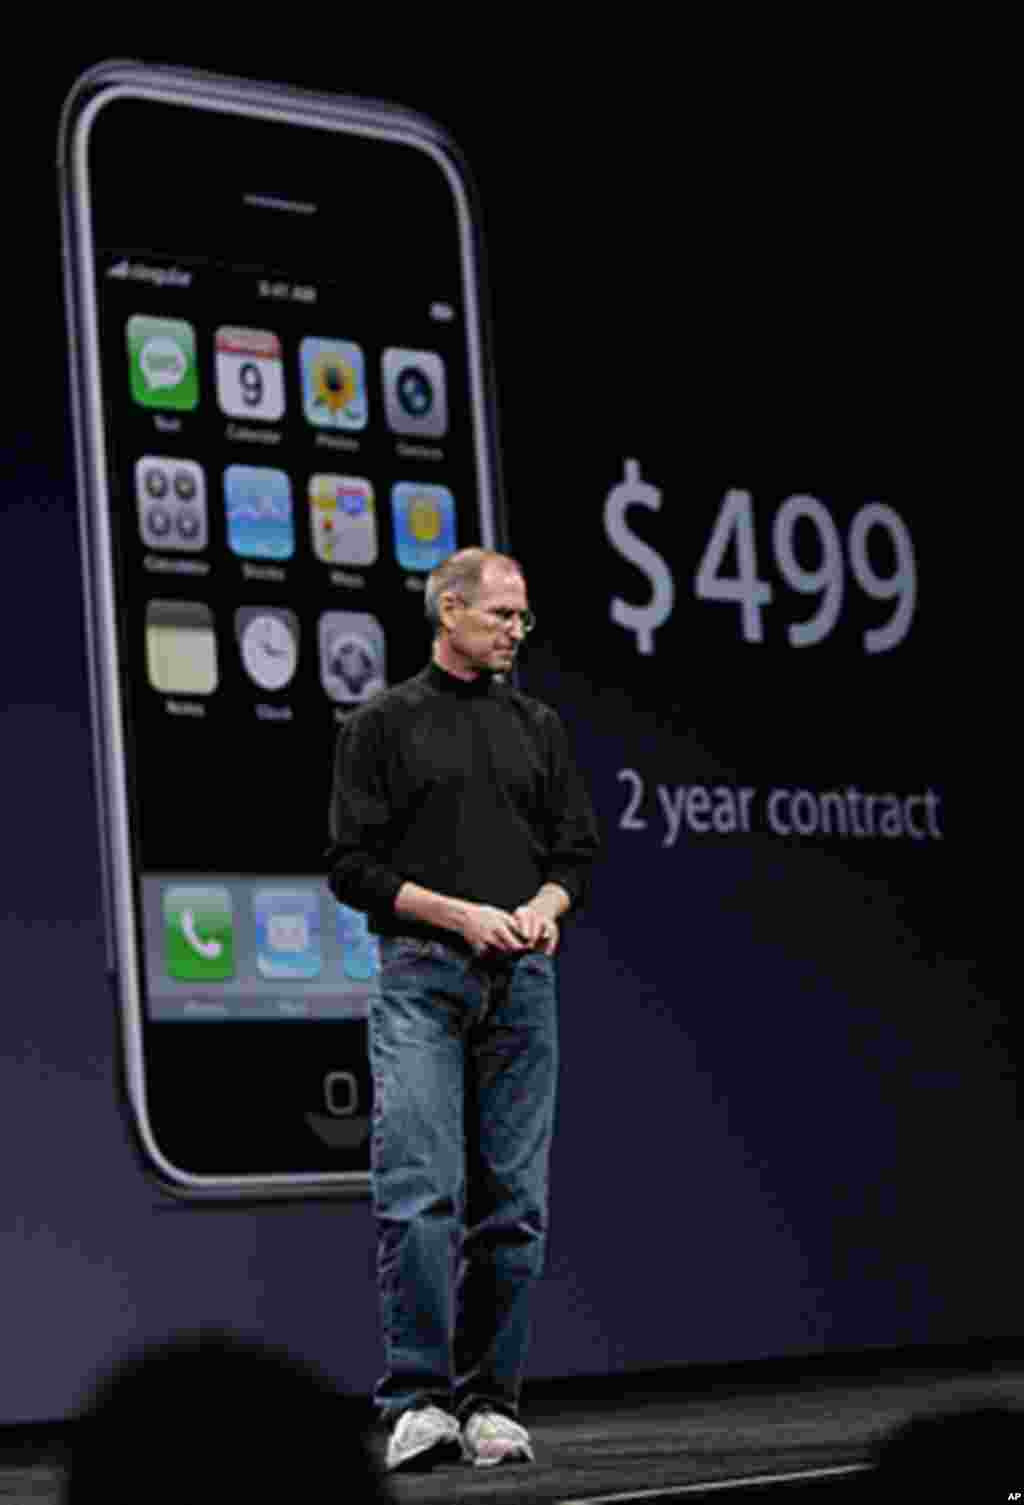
[369,936,558,1425]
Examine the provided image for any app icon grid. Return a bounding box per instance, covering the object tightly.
[128,318,460,704]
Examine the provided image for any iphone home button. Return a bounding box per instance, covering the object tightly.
[323,1070,358,1118]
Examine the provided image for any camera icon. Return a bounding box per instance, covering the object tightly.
[382,348,447,439]
[397,367,433,419]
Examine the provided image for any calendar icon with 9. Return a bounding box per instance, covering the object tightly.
[215,326,286,421]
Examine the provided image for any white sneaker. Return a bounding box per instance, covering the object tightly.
[385,1404,464,1472]
[462,1409,535,1467]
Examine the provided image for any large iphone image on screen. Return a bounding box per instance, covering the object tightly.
[59,61,506,1197]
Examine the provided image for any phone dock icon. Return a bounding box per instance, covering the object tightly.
[163,886,234,981]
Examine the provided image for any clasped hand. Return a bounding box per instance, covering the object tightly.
[511,904,559,955]
[460,902,559,957]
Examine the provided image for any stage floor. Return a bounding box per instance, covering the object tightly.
[2,1352,1021,1502]
[375,1362,1023,1502]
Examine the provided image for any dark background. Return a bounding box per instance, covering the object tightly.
[2,30,1014,1424]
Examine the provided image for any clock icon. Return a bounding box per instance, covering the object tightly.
[235,608,299,691]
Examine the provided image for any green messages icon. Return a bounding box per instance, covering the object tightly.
[164,886,234,982]
[127,316,199,410]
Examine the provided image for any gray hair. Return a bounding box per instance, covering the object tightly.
[424,548,524,632]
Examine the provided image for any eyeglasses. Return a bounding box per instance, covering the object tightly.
[453,595,536,634]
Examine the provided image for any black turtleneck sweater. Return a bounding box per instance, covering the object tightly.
[326,660,600,944]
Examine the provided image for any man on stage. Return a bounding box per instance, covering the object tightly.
[327,547,600,1471]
